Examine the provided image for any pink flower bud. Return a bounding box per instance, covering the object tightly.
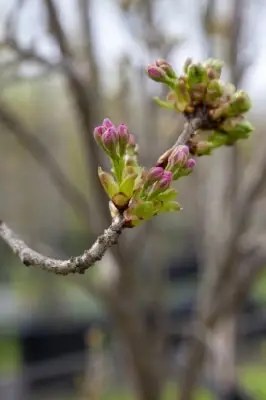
[168,145,189,169]
[158,171,172,189]
[147,171,173,199]
[117,123,129,139]
[178,145,190,155]
[146,167,165,182]
[185,158,196,170]
[155,59,176,78]
[93,125,105,146]
[102,127,118,157]
[143,167,165,192]
[146,65,166,82]
[117,123,129,156]
[128,134,135,146]
[102,118,115,129]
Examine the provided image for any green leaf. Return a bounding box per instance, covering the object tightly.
[153,97,175,109]
[98,167,119,199]
[157,188,177,202]
[134,201,154,220]
[157,201,182,213]
[119,173,138,198]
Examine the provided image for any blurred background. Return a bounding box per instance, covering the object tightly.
[1,0,266,399]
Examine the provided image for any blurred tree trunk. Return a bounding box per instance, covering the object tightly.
[204,1,246,396]
[179,1,259,399]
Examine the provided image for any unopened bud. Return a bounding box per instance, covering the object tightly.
[187,63,208,87]
[228,90,252,116]
[93,125,105,146]
[219,117,254,139]
[148,171,173,199]
[144,167,165,190]
[102,118,115,129]
[102,127,118,157]
[205,79,223,104]
[117,123,129,156]
[185,158,196,169]
[167,145,189,170]
[146,64,166,82]
[157,171,173,190]
[203,59,224,79]
[155,59,177,79]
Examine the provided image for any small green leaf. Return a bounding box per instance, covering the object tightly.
[119,173,138,198]
[157,188,177,202]
[134,201,154,220]
[98,167,119,199]
[157,201,182,213]
[153,97,175,109]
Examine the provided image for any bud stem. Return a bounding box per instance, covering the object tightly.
[111,159,124,184]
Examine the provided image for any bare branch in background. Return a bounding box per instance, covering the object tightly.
[178,256,265,400]
[0,37,58,69]
[179,1,264,398]
[0,215,124,275]
[0,102,91,223]
[42,0,113,233]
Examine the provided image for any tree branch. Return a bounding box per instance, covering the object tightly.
[212,143,266,299]
[0,37,58,69]
[178,255,265,400]
[174,117,202,147]
[0,102,91,223]
[0,215,125,275]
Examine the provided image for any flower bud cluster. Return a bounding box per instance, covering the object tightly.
[94,118,134,159]
[94,55,254,228]
[146,58,254,155]
[94,119,194,228]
